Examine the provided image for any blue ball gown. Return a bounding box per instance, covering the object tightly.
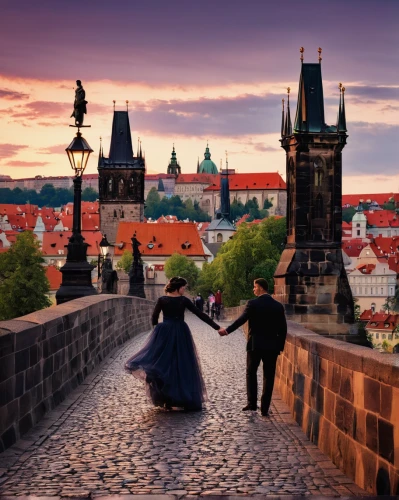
[125,295,220,410]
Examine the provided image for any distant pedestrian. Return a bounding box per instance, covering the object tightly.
[215,289,222,320]
[208,292,215,319]
[195,293,204,312]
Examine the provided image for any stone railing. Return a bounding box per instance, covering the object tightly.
[225,305,399,495]
[0,295,153,452]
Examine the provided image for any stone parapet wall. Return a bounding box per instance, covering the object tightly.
[224,305,399,495]
[0,295,153,452]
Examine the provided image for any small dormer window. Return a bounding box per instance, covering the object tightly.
[147,242,154,249]
[384,323,389,328]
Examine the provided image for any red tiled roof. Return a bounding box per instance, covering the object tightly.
[114,222,206,257]
[204,173,286,191]
[342,193,397,207]
[341,239,369,257]
[145,174,176,180]
[45,265,62,290]
[366,313,399,332]
[42,231,102,256]
[365,210,399,228]
[342,221,352,229]
[176,173,219,184]
[356,263,376,274]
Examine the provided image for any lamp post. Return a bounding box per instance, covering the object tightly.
[56,131,97,304]
[98,233,110,277]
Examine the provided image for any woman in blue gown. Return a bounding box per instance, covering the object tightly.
[125,277,221,411]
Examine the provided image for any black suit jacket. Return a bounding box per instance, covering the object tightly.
[226,294,287,353]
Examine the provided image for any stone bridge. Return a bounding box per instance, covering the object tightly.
[0,296,398,498]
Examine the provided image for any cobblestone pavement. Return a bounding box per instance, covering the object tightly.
[0,313,367,498]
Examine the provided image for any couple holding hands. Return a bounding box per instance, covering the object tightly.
[125,276,287,416]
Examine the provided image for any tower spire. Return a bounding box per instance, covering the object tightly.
[300,46,304,63]
[197,156,200,173]
[284,88,292,136]
[318,47,322,63]
[337,83,347,132]
[281,98,285,137]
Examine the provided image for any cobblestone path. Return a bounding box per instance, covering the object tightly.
[0,314,367,498]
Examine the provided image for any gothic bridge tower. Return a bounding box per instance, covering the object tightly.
[274,48,354,336]
[98,109,145,243]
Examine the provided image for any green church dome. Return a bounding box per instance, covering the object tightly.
[198,144,218,174]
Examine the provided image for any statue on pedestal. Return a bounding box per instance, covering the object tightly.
[70,80,88,127]
[127,233,146,298]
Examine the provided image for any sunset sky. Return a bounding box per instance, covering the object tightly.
[0,0,398,194]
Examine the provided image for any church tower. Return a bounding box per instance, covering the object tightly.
[98,110,145,243]
[274,48,354,336]
[167,145,181,176]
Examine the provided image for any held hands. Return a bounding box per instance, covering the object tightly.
[218,328,228,337]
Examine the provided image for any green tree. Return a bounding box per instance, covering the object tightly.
[115,250,133,273]
[144,188,161,219]
[342,207,356,223]
[230,199,246,221]
[82,187,98,202]
[164,253,200,290]
[245,197,261,222]
[198,216,286,306]
[0,231,51,320]
[263,199,273,210]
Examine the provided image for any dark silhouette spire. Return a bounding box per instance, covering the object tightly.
[167,144,181,176]
[109,111,134,163]
[157,178,165,192]
[284,88,292,136]
[196,156,200,173]
[98,137,103,167]
[337,83,347,133]
[281,99,285,137]
[294,49,326,133]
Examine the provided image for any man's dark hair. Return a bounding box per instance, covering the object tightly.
[254,278,268,292]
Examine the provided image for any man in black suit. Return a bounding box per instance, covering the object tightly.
[218,278,287,416]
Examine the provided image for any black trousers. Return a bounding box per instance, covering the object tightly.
[246,349,279,413]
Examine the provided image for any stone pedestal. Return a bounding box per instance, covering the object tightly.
[274,247,354,336]
[127,261,146,298]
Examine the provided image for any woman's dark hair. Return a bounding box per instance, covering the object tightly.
[254,278,269,292]
[165,276,187,293]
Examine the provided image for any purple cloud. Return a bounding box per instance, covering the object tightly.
[0,143,27,159]
[0,88,29,100]
[129,94,281,137]
[37,144,67,155]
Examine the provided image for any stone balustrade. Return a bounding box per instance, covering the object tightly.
[224,305,399,495]
[0,295,153,452]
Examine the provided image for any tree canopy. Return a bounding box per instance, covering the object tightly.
[115,250,133,273]
[197,217,286,306]
[164,253,200,291]
[0,231,51,320]
[144,188,211,222]
[0,184,98,207]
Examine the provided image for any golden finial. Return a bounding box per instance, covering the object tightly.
[126,100,129,111]
[287,87,291,94]
[300,47,304,62]
[342,86,346,94]
[100,136,102,143]
[339,82,343,91]
[318,47,322,63]
[282,98,285,109]
[113,100,116,110]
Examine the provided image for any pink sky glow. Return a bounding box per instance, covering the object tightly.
[0,0,398,194]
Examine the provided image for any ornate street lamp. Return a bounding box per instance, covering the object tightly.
[56,130,97,304]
